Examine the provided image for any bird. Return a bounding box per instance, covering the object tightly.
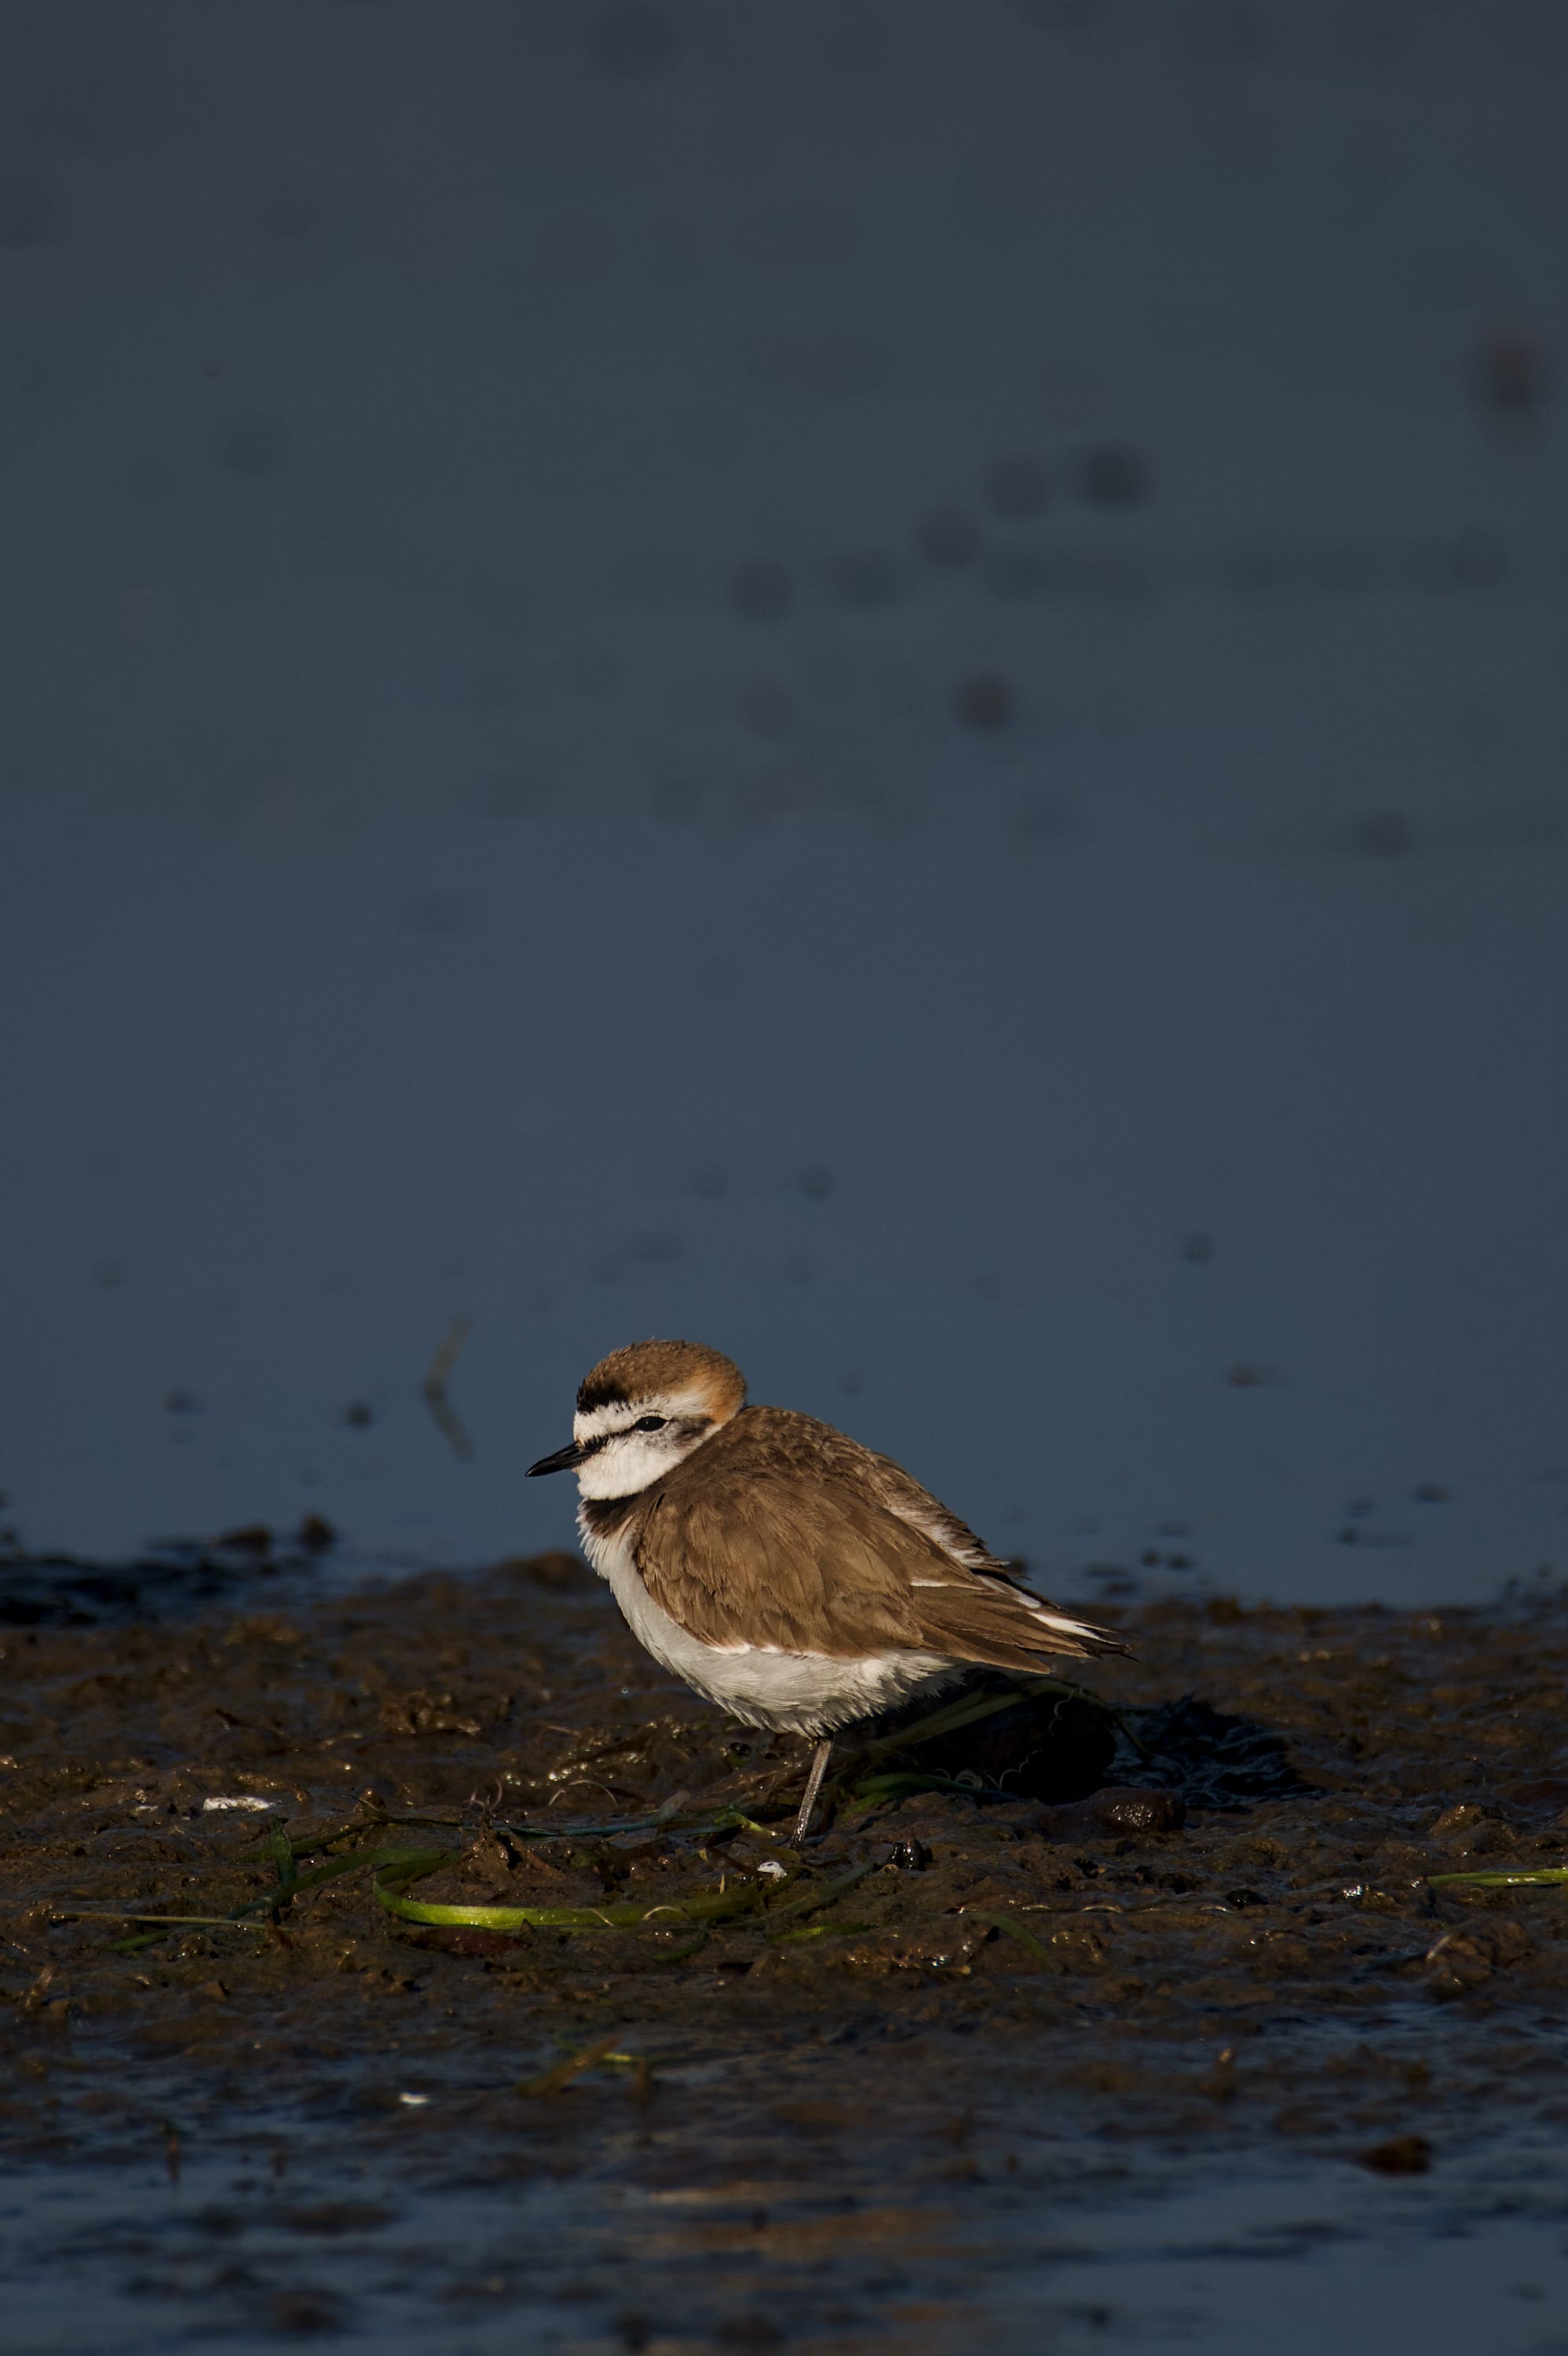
[527,1339,1127,1842]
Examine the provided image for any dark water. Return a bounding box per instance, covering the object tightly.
[1,2,1565,1599]
[7,2102,1568,2354]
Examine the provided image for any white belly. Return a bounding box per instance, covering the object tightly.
[578,1514,960,1738]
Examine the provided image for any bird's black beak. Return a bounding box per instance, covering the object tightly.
[526,1439,589,1478]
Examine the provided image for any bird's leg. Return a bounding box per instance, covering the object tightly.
[794,1737,835,1845]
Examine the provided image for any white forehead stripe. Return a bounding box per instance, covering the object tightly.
[573,1388,714,1443]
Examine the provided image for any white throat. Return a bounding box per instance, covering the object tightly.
[571,1393,723,1499]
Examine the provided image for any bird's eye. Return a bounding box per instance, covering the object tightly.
[633,1414,667,1432]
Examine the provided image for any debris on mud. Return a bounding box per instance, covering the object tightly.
[0,1520,338,1628]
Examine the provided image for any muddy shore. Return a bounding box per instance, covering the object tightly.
[4,1557,1568,2349]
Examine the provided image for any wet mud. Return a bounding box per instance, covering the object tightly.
[5,1558,1568,2349]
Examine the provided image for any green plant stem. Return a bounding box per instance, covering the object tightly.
[967,1908,1054,1963]
[1429,1868,1568,1888]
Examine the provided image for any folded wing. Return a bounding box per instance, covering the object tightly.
[633,1463,1125,1674]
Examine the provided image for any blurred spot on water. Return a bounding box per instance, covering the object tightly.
[985,455,1049,518]
[983,547,1040,603]
[1332,801,1559,863]
[1447,690,1500,759]
[1086,683,1142,740]
[989,547,1152,604]
[797,1165,834,1199]
[588,5,679,79]
[819,0,892,75]
[739,683,796,739]
[1011,796,1073,844]
[1448,803,1560,853]
[650,768,706,827]
[1472,330,1552,435]
[0,343,60,430]
[561,645,621,699]
[1347,811,1415,860]
[468,770,546,821]
[745,195,856,271]
[728,562,793,623]
[689,1165,728,1199]
[591,1238,674,1283]
[0,734,46,787]
[1078,443,1154,507]
[1179,0,1268,69]
[513,210,616,319]
[1407,532,1508,593]
[1335,0,1416,71]
[1183,1233,1215,1264]
[956,672,1013,727]
[1223,533,1382,605]
[916,508,980,566]
[747,770,817,827]
[1014,0,1105,31]
[739,327,969,397]
[694,957,737,998]
[0,174,64,247]
[213,411,290,480]
[1040,355,1106,427]
[24,24,179,159]
[342,1403,374,1430]
[163,1389,202,1416]
[842,769,923,843]
[247,173,320,244]
[437,662,523,715]
[825,551,901,607]
[397,889,474,935]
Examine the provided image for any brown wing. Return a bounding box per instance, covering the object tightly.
[695,1405,1009,1570]
[633,1467,924,1656]
[854,1445,1014,1573]
[634,1412,1125,1672]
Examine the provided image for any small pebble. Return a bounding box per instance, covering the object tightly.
[1359,2135,1431,2176]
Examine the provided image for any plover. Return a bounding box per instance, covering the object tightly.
[528,1339,1126,1840]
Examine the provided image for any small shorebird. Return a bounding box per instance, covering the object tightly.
[528,1340,1126,1841]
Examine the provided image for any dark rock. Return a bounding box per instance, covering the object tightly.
[1359,2135,1432,2175]
[1029,1785,1186,1841]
